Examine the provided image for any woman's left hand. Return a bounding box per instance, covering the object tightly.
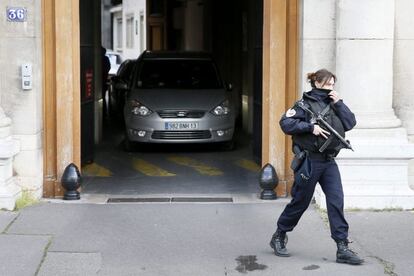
[328,90,340,103]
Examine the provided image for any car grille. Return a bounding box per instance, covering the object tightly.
[157,110,205,118]
[152,130,211,140]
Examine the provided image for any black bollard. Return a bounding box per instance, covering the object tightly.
[259,163,278,200]
[61,163,82,200]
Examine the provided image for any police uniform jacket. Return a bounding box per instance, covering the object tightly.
[280,88,356,155]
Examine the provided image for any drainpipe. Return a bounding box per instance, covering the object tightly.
[0,107,21,210]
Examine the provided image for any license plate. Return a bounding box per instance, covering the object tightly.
[165,122,198,130]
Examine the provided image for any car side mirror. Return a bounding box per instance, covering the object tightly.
[115,81,128,91]
[226,82,233,91]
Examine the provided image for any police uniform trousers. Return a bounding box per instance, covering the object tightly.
[277,158,349,241]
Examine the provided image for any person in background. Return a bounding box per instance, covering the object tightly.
[101,46,111,119]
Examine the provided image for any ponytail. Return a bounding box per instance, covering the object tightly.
[307,69,336,88]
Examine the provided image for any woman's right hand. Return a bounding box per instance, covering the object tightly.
[312,125,330,139]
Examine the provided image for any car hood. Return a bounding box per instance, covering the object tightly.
[128,89,228,110]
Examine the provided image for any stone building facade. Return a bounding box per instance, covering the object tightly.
[1,0,414,210]
[302,0,414,209]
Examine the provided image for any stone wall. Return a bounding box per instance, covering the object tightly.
[394,0,414,139]
[0,0,43,198]
[394,0,414,189]
[300,0,336,94]
[301,0,414,209]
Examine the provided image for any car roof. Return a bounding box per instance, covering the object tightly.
[140,51,213,60]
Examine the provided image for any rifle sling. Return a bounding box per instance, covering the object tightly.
[320,103,331,117]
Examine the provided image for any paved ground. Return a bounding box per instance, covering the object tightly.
[81,144,261,195]
[1,199,413,275]
[81,121,262,196]
[3,124,413,275]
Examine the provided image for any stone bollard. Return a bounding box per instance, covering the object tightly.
[259,163,278,200]
[61,163,82,200]
[0,107,21,210]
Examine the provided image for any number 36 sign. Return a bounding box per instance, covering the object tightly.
[7,7,27,22]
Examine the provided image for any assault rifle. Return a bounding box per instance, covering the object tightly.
[296,101,354,152]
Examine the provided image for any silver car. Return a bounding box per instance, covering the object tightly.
[123,51,235,150]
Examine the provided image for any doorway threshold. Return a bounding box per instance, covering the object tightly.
[107,197,233,203]
[42,193,287,204]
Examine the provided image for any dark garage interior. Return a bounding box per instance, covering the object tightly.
[79,0,264,198]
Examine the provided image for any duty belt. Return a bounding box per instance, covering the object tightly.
[308,151,335,161]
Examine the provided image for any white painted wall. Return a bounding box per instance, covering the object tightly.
[109,1,146,61]
[101,0,113,49]
[111,8,123,53]
[122,0,147,59]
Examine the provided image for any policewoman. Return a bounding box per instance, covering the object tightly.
[269,69,364,265]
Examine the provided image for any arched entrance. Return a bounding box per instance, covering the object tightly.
[41,0,299,198]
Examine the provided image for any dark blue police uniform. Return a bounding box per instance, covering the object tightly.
[277,88,356,242]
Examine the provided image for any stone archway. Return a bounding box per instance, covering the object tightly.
[41,0,299,198]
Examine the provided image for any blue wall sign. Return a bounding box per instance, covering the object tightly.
[7,7,27,22]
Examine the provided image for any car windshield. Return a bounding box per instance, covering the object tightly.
[136,59,222,89]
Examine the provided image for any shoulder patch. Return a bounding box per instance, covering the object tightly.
[286,108,296,117]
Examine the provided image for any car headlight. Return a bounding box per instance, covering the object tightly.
[130,100,153,116]
[211,100,230,116]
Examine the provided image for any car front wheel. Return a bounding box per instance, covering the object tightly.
[221,140,235,151]
[123,132,135,152]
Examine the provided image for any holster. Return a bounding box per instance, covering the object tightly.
[290,145,307,172]
[291,145,313,185]
[290,151,306,172]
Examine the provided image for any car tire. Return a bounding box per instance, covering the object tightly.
[221,140,235,151]
[123,134,135,152]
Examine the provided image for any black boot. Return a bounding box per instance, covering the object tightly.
[269,229,290,257]
[336,240,364,265]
